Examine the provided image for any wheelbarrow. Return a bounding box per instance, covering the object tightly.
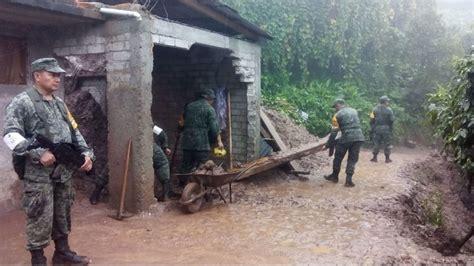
[175,138,328,213]
[177,162,258,214]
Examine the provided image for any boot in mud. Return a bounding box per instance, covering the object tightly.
[52,236,91,265]
[158,181,180,201]
[370,154,378,162]
[89,185,104,205]
[324,172,339,183]
[344,174,355,187]
[385,155,393,163]
[31,249,47,266]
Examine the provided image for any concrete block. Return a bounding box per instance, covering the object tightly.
[88,44,105,54]
[112,51,131,61]
[54,47,71,56]
[108,62,130,71]
[64,38,78,47]
[96,36,107,44]
[113,33,131,42]
[107,42,125,52]
[82,35,96,45]
[69,45,88,55]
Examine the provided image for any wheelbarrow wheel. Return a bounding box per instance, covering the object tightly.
[181,182,203,214]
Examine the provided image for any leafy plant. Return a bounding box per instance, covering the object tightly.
[428,53,474,173]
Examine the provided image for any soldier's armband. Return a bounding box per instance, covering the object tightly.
[3,132,26,151]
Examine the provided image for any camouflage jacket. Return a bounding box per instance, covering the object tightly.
[371,104,394,133]
[331,106,365,144]
[181,98,220,151]
[153,131,169,168]
[3,87,94,183]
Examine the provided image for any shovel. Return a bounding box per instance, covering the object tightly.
[110,139,134,221]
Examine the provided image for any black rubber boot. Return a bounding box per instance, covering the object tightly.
[324,172,339,183]
[31,249,47,266]
[345,174,355,187]
[158,181,179,202]
[89,185,104,205]
[370,154,378,162]
[52,236,90,265]
[385,155,393,163]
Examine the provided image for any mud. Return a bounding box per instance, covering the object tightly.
[373,155,474,256]
[2,109,474,264]
[2,147,474,264]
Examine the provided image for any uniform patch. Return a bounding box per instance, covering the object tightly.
[67,111,78,130]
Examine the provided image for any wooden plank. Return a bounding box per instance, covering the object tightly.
[237,136,329,180]
[227,90,233,169]
[260,110,303,171]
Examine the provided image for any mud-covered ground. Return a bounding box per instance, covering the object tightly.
[1,147,474,264]
[1,109,473,264]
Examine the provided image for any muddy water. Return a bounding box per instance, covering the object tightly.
[1,148,472,264]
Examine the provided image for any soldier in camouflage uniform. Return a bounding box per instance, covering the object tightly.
[153,125,178,201]
[180,89,223,174]
[3,58,94,265]
[370,95,395,163]
[324,99,365,187]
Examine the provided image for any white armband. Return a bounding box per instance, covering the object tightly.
[3,132,26,151]
[153,125,163,136]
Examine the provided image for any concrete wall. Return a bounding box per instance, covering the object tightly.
[47,16,155,212]
[151,46,249,163]
[151,17,262,161]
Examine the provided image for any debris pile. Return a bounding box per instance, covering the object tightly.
[262,108,330,171]
[194,160,226,175]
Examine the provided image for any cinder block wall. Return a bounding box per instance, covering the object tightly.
[151,46,248,163]
[51,18,155,212]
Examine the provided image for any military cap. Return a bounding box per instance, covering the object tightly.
[31,58,65,73]
[332,98,345,108]
[379,95,390,103]
[198,88,216,99]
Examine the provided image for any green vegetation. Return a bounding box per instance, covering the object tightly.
[421,191,444,227]
[428,53,474,173]
[224,0,467,141]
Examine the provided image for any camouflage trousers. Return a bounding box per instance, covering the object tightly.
[373,131,392,156]
[333,141,363,175]
[153,146,170,197]
[22,179,74,250]
[180,150,210,174]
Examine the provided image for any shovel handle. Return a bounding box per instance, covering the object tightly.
[118,139,132,220]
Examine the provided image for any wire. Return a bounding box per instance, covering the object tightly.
[162,0,169,20]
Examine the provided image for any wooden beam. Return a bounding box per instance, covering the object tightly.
[237,136,328,180]
[177,0,259,40]
[260,110,303,172]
